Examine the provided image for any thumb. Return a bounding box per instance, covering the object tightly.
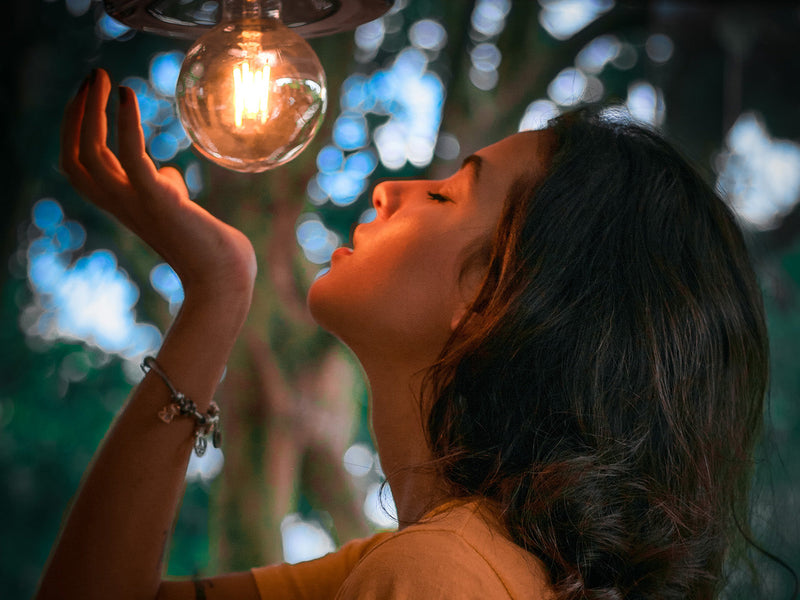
[158,165,189,196]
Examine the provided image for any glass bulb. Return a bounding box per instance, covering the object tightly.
[176,2,327,172]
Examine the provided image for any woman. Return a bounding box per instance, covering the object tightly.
[37,68,769,599]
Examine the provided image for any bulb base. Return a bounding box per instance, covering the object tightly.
[103,0,393,40]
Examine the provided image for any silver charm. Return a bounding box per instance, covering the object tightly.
[158,403,180,423]
[194,432,208,457]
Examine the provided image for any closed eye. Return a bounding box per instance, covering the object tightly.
[427,191,454,204]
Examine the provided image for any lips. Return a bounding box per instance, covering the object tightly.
[331,246,353,259]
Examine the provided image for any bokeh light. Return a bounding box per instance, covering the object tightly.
[344,150,379,178]
[149,51,183,97]
[355,18,386,53]
[96,12,132,40]
[625,81,665,126]
[281,514,337,564]
[539,0,615,41]
[576,34,621,73]
[149,132,180,161]
[333,114,369,151]
[470,41,502,91]
[519,99,561,131]
[318,171,367,207]
[547,67,588,106]
[65,0,91,17]
[343,443,374,477]
[467,0,510,91]
[358,207,377,224]
[611,42,638,70]
[363,482,398,529]
[296,215,340,264]
[184,161,204,198]
[434,132,460,160]
[645,33,674,64]
[409,19,447,51]
[305,22,445,216]
[120,52,193,170]
[306,177,329,207]
[715,112,800,230]
[150,263,184,314]
[23,200,163,373]
[185,444,224,483]
[471,0,512,38]
[317,145,345,173]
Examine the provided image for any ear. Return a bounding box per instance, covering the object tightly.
[450,303,469,331]
[451,237,492,331]
[450,269,485,331]
[451,301,488,333]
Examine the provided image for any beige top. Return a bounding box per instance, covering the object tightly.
[252,500,552,599]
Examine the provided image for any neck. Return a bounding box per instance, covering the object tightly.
[360,354,448,528]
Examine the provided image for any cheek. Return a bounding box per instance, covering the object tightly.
[307,239,463,353]
[371,237,464,325]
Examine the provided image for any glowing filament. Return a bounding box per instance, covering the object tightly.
[233,62,270,128]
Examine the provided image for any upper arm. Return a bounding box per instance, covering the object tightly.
[158,533,391,600]
[156,571,261,600]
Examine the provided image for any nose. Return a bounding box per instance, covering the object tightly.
[372,180,402,218]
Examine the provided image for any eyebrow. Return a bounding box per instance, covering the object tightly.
[460,154,483,182]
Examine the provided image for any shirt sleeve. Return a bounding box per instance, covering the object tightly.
[334,529,512,600]
[251,532,393,600]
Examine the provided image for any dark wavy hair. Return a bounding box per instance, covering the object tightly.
[423,108,770,599]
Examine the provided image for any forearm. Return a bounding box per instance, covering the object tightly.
[36,290,252,600]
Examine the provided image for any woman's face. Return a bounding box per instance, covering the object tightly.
[308,129,552,367]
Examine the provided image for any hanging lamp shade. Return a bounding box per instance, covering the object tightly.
[103,0,394,39]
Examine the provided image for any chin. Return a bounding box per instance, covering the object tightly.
[307,273,382,362]
[306,271,351,339]
[306,273,330,328]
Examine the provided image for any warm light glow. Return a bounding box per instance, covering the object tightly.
[176,14,327,172]
[233,61,270,128]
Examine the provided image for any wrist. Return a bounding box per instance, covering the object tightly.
[179,286,253,332]
[180,254,257,320]
[166,224,257,310]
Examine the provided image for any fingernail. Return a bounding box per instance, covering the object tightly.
[89,68,98,85]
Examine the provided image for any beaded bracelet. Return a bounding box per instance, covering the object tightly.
[140,356,222,457]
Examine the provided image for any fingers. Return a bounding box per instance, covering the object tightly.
[60,69,196,247]
[116,85,165,198]
[60,76,94,190]
[61,70,176,212]
[61,68,130,208]
[79,69,127,188]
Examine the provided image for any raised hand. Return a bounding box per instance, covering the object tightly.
[60,68,256,302]
[38,69,262,600]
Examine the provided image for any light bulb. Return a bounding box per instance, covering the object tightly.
[176,0,327,172]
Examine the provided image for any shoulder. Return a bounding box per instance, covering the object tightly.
[250,532,393,600]
[335,500,553,600]
[335,526,512,600]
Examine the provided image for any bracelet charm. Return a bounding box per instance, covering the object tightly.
[141,356,222,457]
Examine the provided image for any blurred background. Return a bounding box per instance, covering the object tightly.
[1,0,799,598]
